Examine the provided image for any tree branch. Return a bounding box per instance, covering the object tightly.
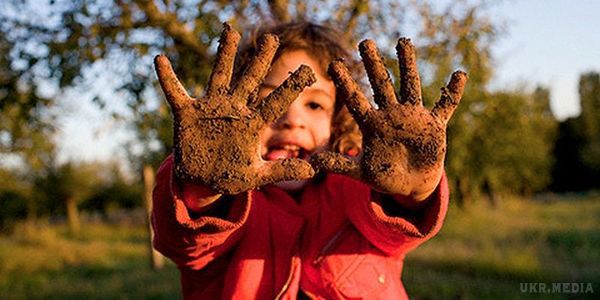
[344,0,368,41]
[133,0,208,58]
[268,0,290,23]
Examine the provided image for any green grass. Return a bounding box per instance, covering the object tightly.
[0,221,181,299]
[403,194,600,299]
[0,195,598,299]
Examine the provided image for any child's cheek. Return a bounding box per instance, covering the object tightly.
[259,126,274,156]
[315,115,333,148]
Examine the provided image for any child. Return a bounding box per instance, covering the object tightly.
[152,21,466,299]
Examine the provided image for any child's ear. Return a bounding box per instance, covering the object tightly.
[345,147,359,157]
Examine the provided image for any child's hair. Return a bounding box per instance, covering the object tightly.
[235,21,362,156]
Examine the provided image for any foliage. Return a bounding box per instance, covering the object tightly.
[0,159,140,232]
[82,166,143,217]
[551,72,600,191]
[467,88,557,197]
[0,0,576,207]
[408,1,558,202]
[0,26,56,173]
[0,0,413,170]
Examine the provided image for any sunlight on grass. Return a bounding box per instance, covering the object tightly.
[404,194,600,299]
[0,221,180,299]
[0,195,598,299]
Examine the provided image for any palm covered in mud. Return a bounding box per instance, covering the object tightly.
[312,38,467,196]
[154,24,315,194]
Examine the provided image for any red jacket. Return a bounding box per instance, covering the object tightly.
[152,156,449,299]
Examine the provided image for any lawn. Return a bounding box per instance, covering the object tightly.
[0,221,181,299]
[0,194,598,299]
[404,194,600,299]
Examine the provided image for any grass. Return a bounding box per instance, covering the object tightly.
[0,221,181,299]
[0,194,598,299]
[403,194,600,299]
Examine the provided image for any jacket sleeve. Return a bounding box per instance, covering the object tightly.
[339,172,449,256]
[151,155,252,270]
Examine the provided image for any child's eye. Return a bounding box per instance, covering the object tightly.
[307,101,323,110]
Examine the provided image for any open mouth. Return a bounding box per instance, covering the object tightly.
[264,144,309,160]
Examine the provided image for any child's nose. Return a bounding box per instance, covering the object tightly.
[274,103,306,130]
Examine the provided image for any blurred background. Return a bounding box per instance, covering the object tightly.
[0,0,598,298]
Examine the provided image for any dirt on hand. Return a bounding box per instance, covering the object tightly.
[311,37,467,194]
[155,23,316,195]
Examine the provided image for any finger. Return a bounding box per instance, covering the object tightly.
[232,34,279,103]
[396,38,422,105]
[154,54,192,111]
[310,151,362,180]
[255,65,316,124]
[358,40,397,109]
[205,23,241,98]
[432,70,468,124]
[256,159,315,186]
[328,59,374,128]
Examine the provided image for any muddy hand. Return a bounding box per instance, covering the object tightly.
[155,23,316,194]
[311,38,467,194]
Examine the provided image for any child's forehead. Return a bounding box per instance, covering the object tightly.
[273,49,329,77]
[262,49,336,101]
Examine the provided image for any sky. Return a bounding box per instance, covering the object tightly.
[491,0,600,119]
[57,0,600,163]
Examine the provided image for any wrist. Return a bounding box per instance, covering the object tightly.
[180,182,223,213]
[381,163,443,203]
[410,165,444,201]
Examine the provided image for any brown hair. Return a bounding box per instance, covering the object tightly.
[236,21,362,156]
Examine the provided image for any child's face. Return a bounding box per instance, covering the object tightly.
[259,50,336,190]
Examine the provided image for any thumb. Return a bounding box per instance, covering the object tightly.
[256,159,315,187]
[310,151,362,180]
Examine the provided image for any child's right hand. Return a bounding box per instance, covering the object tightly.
[154,23,315,195]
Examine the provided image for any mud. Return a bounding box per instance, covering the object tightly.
[396,38,422,105]
[205,23,240,99]
[358,40,396,108]
[155,24,317,194]
[314,38,467,194]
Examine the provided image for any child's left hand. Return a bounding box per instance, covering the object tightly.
[311,38,467,202]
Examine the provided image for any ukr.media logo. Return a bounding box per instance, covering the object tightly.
[520,282,594,294]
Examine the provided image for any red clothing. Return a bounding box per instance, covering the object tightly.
[152,156,449,299]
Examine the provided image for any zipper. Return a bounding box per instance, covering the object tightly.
[275,256,297,300]
[313,222,352,266]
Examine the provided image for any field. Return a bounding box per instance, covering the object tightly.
[1,194,598,299]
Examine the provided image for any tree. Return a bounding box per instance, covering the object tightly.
[0,26,56,174]
[578,72,600,173]
[1,0,540,215]
[411,1,499,204]
[33,160,105,234]
[551,71,600,191]
[0,169,30,233]
[474,87,557,200]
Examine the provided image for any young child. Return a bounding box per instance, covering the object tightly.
[152,21,466,299]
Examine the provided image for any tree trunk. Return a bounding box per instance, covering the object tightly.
[66,196,80,234]
[483,180,498,208]
[455,177,471,208]
[143,164,164,270]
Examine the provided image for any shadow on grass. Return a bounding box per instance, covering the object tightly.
[403,258,598,300]
[1,258,181,299]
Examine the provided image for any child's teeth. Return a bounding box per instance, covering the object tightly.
[282,144,299,151]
